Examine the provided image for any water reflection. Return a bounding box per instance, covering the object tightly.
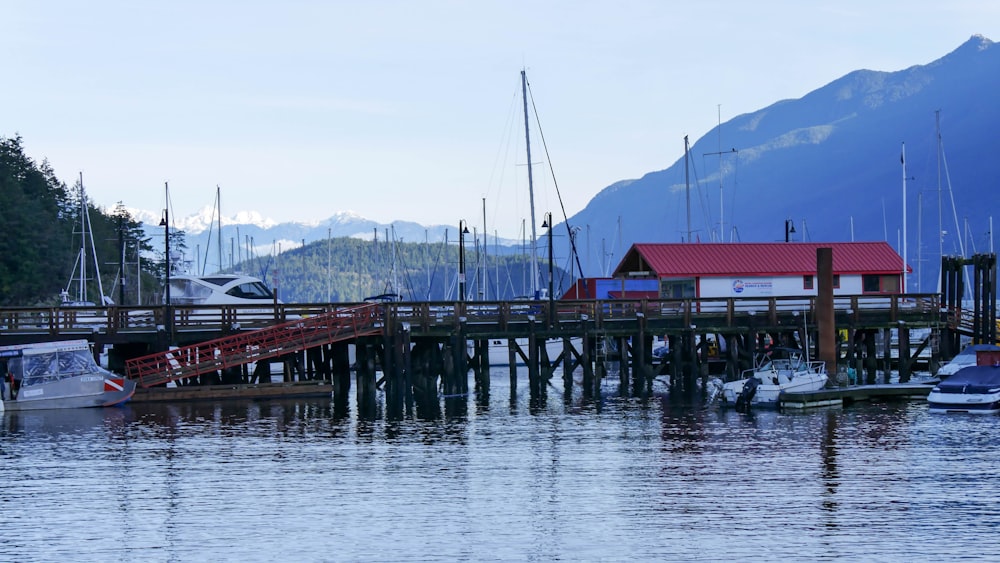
[3,370,1000,561]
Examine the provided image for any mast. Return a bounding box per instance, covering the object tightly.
[482,197,488,300]
[718,105,723,241]
[522,69,539,298]
[684,135,691,243]
[78,173,87,303]
[901,142,908,294]
[936,111,943,275]
[216,185,223,273]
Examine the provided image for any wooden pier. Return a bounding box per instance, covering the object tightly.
[0,289,993,415]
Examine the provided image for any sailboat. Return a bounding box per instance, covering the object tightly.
[62,173,112,307]
[476,70,576,367]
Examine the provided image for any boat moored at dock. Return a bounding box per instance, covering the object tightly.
[1,340,136,411]
[714,347,828,410]
[928,364,1000,414]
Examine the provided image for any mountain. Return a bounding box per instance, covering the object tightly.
[139,35,997,296]
[139,206,529,276]
[563,35,999,293]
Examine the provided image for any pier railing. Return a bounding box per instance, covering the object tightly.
[0,293,945,337]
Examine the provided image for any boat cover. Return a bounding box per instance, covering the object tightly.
[935,366,1000,394]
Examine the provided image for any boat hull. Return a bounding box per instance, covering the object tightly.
[4,376,136,411]
[927,391,1000,414]
[720,373,828,408]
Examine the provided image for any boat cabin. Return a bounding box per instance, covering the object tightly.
[168,274,278,306]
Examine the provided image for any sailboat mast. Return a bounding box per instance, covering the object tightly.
[217,185,223,273]
[482,197,488,301]
[684,135,691,243]
[522,69,539,298]
[81,174,106,303]
[78,172,87,303]
[936,111,943,269]
[902,141,908,294]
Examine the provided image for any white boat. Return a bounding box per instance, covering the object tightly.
[928,364,1000,414]
[473,337,575,367]
[168,273,279,306]
[936,344,1000,378]
[1,340,136,411]
[715,347,828,409]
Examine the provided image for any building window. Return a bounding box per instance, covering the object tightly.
[862,274,900,294]
[862,275,880,293]
[803,275,814,290]
[833,274,841,289]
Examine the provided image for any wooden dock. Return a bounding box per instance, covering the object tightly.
[131,380,333,403]
[780,383,934,409]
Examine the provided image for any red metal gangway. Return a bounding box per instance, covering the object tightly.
[125,303,384,388]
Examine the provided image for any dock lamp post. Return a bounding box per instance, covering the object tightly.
[784,218,796,243]
[458,220,470,302]
[542,212,554,327]
[159,204,172,338]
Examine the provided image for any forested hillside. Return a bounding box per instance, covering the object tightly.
[229,235,572,303]
[0,135,156,306]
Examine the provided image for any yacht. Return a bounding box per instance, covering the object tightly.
[168,274,280,306]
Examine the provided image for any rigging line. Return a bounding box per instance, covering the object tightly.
[526,81,586,282]
[693,157,713,240]
[485,88,521,224]
[424,233,449,300]
[201,189,220,276]
[686,151,711,241]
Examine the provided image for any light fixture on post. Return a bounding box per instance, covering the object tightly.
[458,220,470,302]
[542,212,554,327]
[785,218,796,242]
[160,182,172,338]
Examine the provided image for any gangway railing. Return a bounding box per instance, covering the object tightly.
[125,303,383,388]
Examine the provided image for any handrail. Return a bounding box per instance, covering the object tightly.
[0,293,948,336]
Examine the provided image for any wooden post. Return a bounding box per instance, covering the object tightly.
[816,247,836,378]
[898,324,911,383]
[528,319,540,399]
[563,337,574,402]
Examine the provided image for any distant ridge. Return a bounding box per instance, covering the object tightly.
[137,35,996,295]
[564,34,997,292]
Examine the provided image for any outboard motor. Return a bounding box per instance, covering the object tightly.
[735,377,760,412]
[706,377,724,404]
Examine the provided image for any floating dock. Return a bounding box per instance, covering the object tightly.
[780,383,934,409]
[131,380,333,403]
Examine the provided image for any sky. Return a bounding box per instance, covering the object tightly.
[4,1,998,239]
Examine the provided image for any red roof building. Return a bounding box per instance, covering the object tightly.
[611,242,908,299]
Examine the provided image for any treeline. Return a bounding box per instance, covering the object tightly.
[0,135,158,306]
[231,235,574,303]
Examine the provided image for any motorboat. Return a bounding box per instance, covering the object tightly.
[927,364,1000,414]
[467,338,575,367]
[936,344,1000,378]
[168,273,279,306]
[1,340,136,411]
[167,273,290,328]
[714,347,828,410]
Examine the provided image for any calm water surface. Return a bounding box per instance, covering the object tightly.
[2,370,999,562]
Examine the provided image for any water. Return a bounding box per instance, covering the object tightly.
[3,369,1000,562]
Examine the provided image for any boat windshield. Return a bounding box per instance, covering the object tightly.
[226,281,273,300]
[9,348,98,387]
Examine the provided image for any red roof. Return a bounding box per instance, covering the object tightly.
[614,242,908,277]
